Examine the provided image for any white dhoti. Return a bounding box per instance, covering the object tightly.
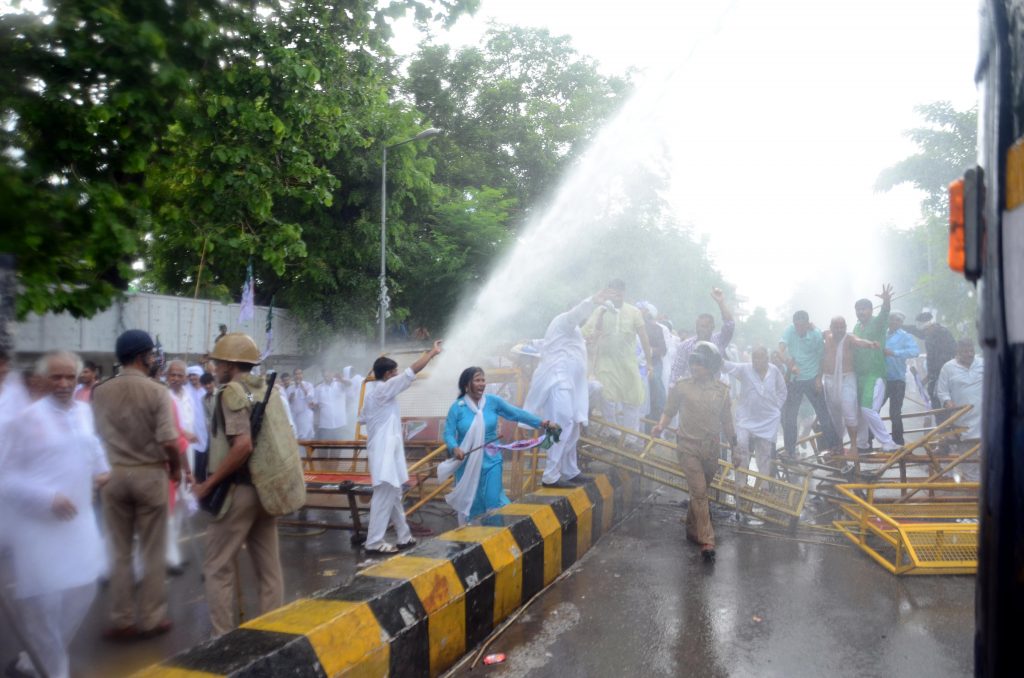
[364,483,412,550]
[734,428,775,476]
[601,399,640,432]
[857,377,898,451]
[540,388,582,484]
[13,582,97,678]
[823,372,859,444]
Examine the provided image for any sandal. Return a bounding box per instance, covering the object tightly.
[366,543,398,554]
[396,538,417,550]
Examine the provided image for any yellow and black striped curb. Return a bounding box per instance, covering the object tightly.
[135,470,636,678]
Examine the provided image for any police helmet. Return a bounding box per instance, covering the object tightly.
[687,341,723,373]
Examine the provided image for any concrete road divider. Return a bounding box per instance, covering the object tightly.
[135,469,635,678]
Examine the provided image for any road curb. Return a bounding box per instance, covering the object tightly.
[135,469,636,677]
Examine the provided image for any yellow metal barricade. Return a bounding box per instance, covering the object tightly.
[833,482,978,575]
[579,417,811,527]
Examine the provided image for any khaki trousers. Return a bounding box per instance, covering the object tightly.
[203,484,284,637]
[102,465,169,630]
[680,446,718,547]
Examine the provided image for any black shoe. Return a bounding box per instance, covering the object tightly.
[542,480,574,489]
[166,564,186,576]
[565,476,588,486]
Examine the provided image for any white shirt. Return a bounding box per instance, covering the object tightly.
[0,397,109,598]
[287,381,316,438]
[523,297,596,425]
[187,383,209,451]
[359,368,416,487]
[0,371,30,430]
[723,361,788,440]
[936,356,984,439]
[315,380,347,429]
[169,386,195,453]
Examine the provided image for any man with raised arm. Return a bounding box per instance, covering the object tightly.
[669,287,735,384]
[852,284,900,452]
[524,289,611,488]
[360,340,443,554]
[582,279,651,431]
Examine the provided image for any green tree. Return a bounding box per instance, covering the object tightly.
[403,25,632,224]
[875,101,978,329]
[0,0,476,323]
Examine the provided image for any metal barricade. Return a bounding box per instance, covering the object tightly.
[832,481,978,575]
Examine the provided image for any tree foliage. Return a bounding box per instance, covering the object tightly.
[0,0,476,324]
[875,101,977,215]
[3,5,736,351]
[403,25,632,223]
[875,101,979,330]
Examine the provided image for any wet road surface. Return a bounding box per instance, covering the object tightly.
[453,490,974,678]
[1,485,974,677]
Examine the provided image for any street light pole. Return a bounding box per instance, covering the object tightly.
[379,127,442,353]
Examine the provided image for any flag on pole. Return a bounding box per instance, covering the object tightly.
[260,297,274,361]
[238,259,255,323]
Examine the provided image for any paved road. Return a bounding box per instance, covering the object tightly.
[453,491,974,678]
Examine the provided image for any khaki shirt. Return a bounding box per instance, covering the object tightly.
[665,377,736,454]
[92,367,178,466]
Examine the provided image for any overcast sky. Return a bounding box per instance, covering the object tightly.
[393,0,980,318]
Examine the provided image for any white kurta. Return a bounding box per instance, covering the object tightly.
[0,397,109,598]
[359,367,417,488]
[936,357,984,439]
[0,371,30,430]
[169,387,196,458]
[187,382,209,451]
[315,380,347,429]
[522,297,596,425]
[723,361,787,440]
[288,381,316,439]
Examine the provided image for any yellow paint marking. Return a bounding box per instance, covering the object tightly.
[498,503,563,584]
[594,474,615,532]
[132,668,222,678]
[362,555,467,676]
[243,598,387,677]
[442,526,524,623]
[1008,138,1024,210]
[533,487,594,555]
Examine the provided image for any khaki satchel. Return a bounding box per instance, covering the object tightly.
[221,376,306,516]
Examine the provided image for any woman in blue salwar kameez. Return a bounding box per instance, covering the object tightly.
[444,367,548,522]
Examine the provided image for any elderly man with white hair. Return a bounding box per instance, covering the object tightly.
[0,351,109,678]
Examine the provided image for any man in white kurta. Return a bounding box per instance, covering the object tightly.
[723,347,787,486]
[287,369,316,440]
[341,366,364,439]
[359,341,443,553]
[0,352,109,678]
[186,365,209,454]
[936,338,984,480]
[523,291,607,487]
[165,361,197,570]
[315,373,348,440]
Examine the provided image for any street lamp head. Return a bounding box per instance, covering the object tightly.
[412,127,443,141]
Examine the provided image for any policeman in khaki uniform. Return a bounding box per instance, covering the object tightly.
[192,333,305,637]
[653,342,737,562]
[91,330,181,640]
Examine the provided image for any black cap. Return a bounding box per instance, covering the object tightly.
[116,329,155,364]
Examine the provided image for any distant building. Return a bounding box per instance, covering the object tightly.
[12,292,304,374]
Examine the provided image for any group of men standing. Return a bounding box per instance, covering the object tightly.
[0,330,306,677]
[280,367,362,441]
[777,285,982,467]
[523,279,984,563]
